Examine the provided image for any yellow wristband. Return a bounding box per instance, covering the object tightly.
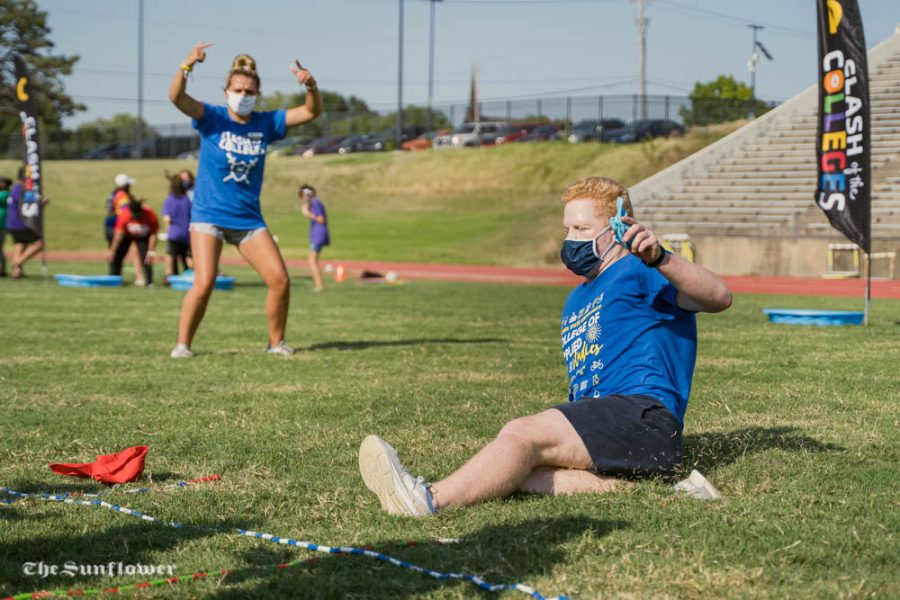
[180,63,193,72]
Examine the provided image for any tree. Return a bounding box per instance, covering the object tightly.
[76,113,154,144]
[0,0,84,139]
[679,75,770,126]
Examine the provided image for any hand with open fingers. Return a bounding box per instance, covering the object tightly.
[290,60,316,88]
[620,216,663,265]
[185,41,214,68]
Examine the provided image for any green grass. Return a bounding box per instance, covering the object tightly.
[0,266,897,598]
[0,124,739,267]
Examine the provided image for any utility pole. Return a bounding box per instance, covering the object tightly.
[427,0,443,131]
[636,0,649,119]
[396,0,404,147]
[746,24,772,118]
[137,0,144,158]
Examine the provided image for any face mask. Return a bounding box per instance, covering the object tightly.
[227,91,256,116]
[560,226,618,277]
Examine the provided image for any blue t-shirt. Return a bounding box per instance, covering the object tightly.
[560,255,697,426]
[191,103,287,230]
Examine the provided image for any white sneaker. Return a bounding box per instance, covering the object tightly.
[134,279,148,287]
[265,341,294,356]
[359,435,436,516]
[170,344,193,359]
[673,469,722,500]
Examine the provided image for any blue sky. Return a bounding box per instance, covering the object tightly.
[36,0,900,127]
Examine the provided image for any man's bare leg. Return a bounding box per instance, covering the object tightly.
[428,408,592,510]
[519,467,627,495]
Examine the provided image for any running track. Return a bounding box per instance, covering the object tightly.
[40,251,900,299]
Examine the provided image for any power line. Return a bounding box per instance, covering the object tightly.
[654,0,812,38]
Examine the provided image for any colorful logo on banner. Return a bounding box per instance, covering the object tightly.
[815,0,870,253]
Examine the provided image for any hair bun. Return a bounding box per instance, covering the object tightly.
[231,54,257,75]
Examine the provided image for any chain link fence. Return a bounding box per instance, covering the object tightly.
[1,94,771,160]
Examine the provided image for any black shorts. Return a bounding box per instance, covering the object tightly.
[9,229,41,244]
[554,394,683,478]
[167,240,191,257]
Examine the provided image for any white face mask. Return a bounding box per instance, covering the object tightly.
[226,91,256,116]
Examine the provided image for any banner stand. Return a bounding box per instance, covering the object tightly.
[864,252,871,326]
[815,0,872,326]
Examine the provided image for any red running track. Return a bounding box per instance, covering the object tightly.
[40,251,900,299]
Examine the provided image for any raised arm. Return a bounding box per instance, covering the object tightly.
[620,216,732,313]
[168,42,214,120]
[285,59,323,128]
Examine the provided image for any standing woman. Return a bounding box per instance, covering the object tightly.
[299,184,329,292]
[168,42,322,358]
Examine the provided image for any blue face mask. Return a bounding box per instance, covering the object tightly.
[560,226,616,277]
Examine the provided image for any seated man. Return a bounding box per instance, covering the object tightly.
[358,176,733,516]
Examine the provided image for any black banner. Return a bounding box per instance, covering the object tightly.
[815,0,870,253]
[13,54,44,237]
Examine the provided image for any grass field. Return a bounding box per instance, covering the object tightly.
[0,123,739,267]
[1,265,897,599]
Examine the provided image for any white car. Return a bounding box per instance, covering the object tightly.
[433,122,505,149]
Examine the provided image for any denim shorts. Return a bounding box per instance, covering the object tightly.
[190,223,266,246]
[554,394,683,478]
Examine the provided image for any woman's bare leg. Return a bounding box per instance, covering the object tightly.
[308,249,324,291]
[176,231,222,347]
[237,231,290,346]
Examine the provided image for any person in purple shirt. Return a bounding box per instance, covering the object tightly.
[167,42,322,358]
[162,175,193,278]
[299,184,329,292]
[6,166,48,280]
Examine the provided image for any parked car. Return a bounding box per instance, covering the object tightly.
[518,125,562,142]
[483,123,542,146]
[268,135,312,156]
[601,119,686,143]
[401,129,449,151]
[434,121,505,149]
[566,119,626,143]
[336,133,373,154]
[296,135,347,158]
[359,127,424,152]
[81,143,133,160]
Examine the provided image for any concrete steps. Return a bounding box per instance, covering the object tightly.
[629,30,900,276]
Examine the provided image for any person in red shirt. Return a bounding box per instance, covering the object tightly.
[108,197,159,286]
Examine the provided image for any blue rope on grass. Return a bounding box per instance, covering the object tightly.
[0,487,570,599]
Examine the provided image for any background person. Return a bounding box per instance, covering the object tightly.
[5,167,49,280]
[178,169,195,202]
[299,184,329,292]
[108,197,159,286]
[162,174,192,278]
[0,176,10,277]
[106,173,147,283]
[359,176,733,516]
[167,42,322,358]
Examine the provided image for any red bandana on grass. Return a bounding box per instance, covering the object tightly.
[49,445,148,484]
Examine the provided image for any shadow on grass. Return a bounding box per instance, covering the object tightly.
[306,337,507,351]
[0,515,247,595]
[211,515,623,598]
[683,426,845,474]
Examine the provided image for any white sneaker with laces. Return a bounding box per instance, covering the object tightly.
[359,435,436,516]
[170,344,193,359]
[265,341,294,356]
[673,469,722,500]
